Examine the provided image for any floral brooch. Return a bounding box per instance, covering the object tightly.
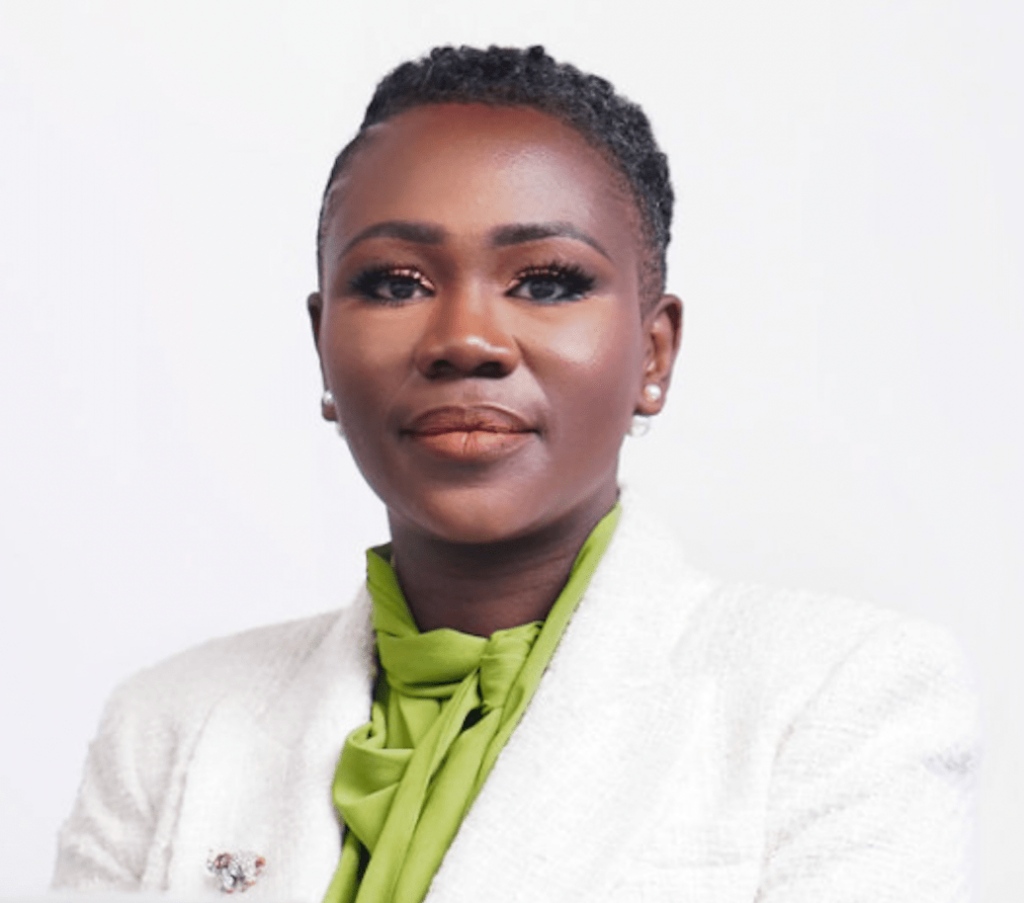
[207,850,267,893]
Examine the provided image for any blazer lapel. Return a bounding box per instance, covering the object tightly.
[165,597,377,900]
[425,503,717,903]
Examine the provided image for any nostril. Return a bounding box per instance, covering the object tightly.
[425,359,458,380]
[474,361,508,379]
[424,358,510,380]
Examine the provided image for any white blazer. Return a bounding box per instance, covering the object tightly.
[54,500,978,902]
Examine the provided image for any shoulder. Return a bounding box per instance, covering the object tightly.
[101,604,366,738]
[54,602,373,890]
[613,492,976,725]
[692,579,979,777]
[609,495,978,897]
[687,577,964,688]
[54,606,372,888]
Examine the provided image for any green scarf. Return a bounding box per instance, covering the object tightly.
[323,504,621,903]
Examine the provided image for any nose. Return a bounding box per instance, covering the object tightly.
[413,285,520,380]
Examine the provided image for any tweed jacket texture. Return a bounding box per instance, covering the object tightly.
[54,501,978,902]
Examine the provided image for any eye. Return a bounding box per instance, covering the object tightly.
[507,263,596,304]
[349,266,435,303]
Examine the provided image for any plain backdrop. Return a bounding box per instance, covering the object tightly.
[1,1,1020,899]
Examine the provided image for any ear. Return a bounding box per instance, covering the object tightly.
[307,291,337,422]
[635,293,683,416]
[307,290,324,348]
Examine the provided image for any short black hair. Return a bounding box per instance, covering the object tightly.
[317,44,674,303]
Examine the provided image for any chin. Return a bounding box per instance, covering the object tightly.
[388,479,618,549]
[400,488,542,546]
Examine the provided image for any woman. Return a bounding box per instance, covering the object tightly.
[54,46,977,902]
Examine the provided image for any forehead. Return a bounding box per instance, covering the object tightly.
[322,103,641,265]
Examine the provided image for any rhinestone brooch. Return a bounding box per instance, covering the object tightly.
[207,850,266,893]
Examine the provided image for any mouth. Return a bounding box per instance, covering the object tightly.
[402,405,536,462]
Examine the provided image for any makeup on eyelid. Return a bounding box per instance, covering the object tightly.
[347,260,597,305]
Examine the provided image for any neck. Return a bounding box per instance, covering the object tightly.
[387,494,617,637]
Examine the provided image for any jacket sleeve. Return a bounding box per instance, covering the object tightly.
[52,674,184,891]
[758,618,980,902]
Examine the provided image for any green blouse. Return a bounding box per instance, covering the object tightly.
[323,504,621,903]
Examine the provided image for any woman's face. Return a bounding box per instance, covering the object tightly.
[310,103,679,546]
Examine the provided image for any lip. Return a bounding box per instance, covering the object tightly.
[405,404,533,435]
[402,405,537,462]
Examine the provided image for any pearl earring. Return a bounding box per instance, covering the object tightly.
[322,390,345,437]
[629,416,651,438]
[643,383,663,404]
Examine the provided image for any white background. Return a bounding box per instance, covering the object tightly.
[1,1,1020,898]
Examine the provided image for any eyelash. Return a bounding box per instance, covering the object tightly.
[347,261,596,305]
[508,262,595,303]
[348,265,435,304]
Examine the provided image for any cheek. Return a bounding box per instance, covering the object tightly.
[535,306,643,442]
[320,310,408,423]
[319,313,407,498]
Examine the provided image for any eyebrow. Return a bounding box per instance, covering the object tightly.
[338,221,447,258]
[337,219,612,262]
[489,222,612,261]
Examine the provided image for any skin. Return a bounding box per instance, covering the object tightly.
[308,103,682,636]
